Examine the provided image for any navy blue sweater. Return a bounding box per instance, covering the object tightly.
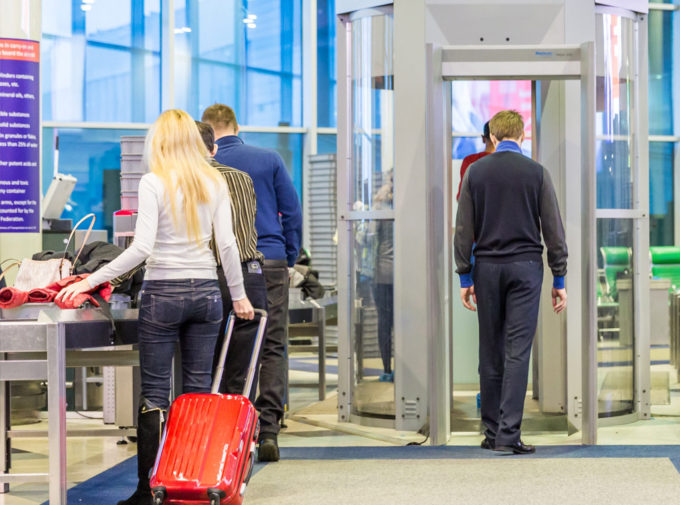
[214,136,302,266]
[454,141,567,289]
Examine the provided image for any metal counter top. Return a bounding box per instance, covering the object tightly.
[0,306,140,504]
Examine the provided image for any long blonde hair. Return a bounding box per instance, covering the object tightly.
[144,109,224,243]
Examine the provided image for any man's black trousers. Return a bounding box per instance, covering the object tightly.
[255,260,290,436]
[474,260,543,447]
[214,263,268,402]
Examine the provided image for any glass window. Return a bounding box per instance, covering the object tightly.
[648,7,678,246]
[173,0,303,126]
[318,0,337,127]
[41,127,147,240]
[451,81,533,157]
[318,134,337,155]
[41,0,161,123]
[453,137,485,160]
[650,142,676,246]
[239,132,304,199]
[41,129,304,240]
[648,9,676,137]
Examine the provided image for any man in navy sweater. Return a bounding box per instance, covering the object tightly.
[454,110,568,455]
[203,104,302,462]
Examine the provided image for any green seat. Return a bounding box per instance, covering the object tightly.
[600,246,631,301]
[650,246,680,290]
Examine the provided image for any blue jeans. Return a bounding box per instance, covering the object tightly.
[137,278,222,410]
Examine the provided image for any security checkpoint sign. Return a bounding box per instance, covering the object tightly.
[0,38,40,233]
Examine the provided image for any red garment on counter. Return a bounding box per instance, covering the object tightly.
[27,288,56,303]
[0,274,111,310]
[0,288,29,309]
[46,274,112,309]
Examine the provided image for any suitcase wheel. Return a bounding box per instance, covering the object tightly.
[207,488,226,505]
[151,487,166,505]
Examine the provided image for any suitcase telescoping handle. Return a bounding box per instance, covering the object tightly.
[211,309,268,397]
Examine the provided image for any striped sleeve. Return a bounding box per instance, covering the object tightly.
[210,160,263,264]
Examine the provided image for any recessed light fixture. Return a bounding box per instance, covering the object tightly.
[247,14,257,20]
[247,23,256,29]
[82,0,95,4]
[174,26,191,34]
[80,4,92,11]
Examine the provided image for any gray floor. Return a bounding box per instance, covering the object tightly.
[248,458,680,505]
[3,354,680,504]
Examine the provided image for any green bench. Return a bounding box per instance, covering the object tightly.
[650,246,680,291]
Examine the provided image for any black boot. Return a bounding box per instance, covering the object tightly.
[117,402,165,505]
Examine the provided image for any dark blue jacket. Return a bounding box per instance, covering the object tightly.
[214,135,302,266]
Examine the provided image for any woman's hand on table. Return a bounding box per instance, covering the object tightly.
[55,279,91,303]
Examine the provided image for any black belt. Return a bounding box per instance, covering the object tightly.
[263,259,288,267]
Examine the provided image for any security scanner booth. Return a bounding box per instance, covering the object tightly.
[335,0,651,445]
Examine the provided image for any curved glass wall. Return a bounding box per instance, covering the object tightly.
[595,12,636,418]
[351,13,393,211]
[596,13,635,210]
[349,11,395,420]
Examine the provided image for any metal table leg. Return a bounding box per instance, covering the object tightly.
[46,322,67,505]
[1,353,8,494]
[317,306,326,401]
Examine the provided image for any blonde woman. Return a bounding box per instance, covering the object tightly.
[57,109,254,505]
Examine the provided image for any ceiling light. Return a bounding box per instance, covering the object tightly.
[174,26,191,34]
[82,0,95,4]
[247,14,257,20]
[247,23,256,29]
[80,4,92,10]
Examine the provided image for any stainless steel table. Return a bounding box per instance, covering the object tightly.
[288,293,337,401]
[0,306,139,505]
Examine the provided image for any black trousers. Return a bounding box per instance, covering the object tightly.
[214,263,268,402]
[255,260,289,436]
[474,260,543,446]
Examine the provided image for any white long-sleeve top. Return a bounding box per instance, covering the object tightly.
[87,172,246,300]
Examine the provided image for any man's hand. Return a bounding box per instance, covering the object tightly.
[552,288,567,314]
[460,286,477,312]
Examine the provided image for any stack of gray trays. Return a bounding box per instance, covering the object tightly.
[119,135,146,210]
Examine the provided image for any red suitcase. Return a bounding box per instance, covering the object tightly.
[149,309,268,505]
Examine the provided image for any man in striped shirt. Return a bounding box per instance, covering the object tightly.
[196,121,268,399]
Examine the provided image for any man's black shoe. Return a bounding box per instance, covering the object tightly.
[480,437,495,450]
[257,434,280,462]
[494,440,535,455]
